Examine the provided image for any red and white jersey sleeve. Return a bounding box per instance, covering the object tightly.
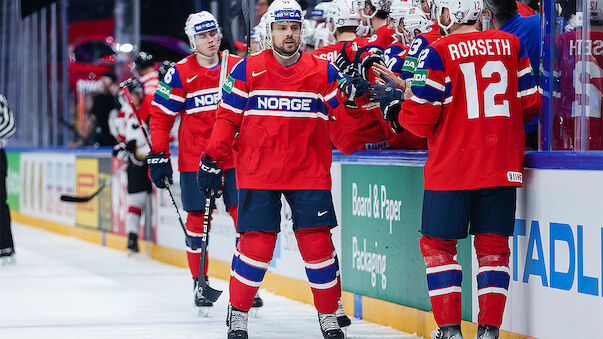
[206,50,343,190]
[149,53,240,171]
[140,70,160,96]
[399,30,541,190]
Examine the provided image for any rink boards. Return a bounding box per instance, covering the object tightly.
[8,147,603,339]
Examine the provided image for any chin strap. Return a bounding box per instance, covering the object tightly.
[271,45,301,60]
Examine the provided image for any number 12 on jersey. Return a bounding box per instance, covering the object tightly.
[459,60,510,119]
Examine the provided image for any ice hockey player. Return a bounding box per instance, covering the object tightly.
[365,0,541,337]
[400,1,442,88]
[145,11,252,313]
[114,78,152,254]
[134,51,160,96]
[356,0,397,51]
[197,1,352,337]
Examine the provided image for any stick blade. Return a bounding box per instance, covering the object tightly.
[199,279,223,303]
[60,195,92,203]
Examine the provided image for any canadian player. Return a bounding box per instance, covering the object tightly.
[113,78,153,254]
[145,11,252,313]
[368,0,541,337]
[197,1,348,338]
[355,0,397,51]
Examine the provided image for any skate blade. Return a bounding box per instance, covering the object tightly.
[249,308,260,318]
[127,250,138,257]
[342,327,347,338]
[197,306,212,317]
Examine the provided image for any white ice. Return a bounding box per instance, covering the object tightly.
[0,223,421,339]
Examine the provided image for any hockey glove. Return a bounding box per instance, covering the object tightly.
[360,53,385,82]
[112,142,129,160]
[335,43,361,78]
[147,152,173,189]
[197,154,224,198]
[368,79,405,134]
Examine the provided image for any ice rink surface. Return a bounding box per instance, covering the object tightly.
[0,224,421,339]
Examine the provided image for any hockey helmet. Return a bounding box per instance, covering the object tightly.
[354,0,392,19]
[327,0,363,34]
[184,11,222,51]
[433,0,482,34]
[265,0,305,53]
[312,1,333,21]
[402,7,433,42]
[388,0,414,36]
[134,51,154,71]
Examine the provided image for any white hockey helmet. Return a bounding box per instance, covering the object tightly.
[354,0,392,19]
[327,0,363,34]
[302,19,317,47]
[314,22,333,48]
[184,11,222,51]
[433,0,482,34]
[402,7,433,42]
[312,1,333,21]
[388,0,414,35]
[251,15,269,52]
[265,0,305,55]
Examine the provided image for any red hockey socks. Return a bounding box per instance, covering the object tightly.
[230,231,276,311]
[295,226,340,314]
[474,233,511,327]
[185,211,209,278]
[420,235,462,327]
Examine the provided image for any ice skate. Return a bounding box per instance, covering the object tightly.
[0,248,15,265]
[336,299,351,328]
[431,325,463,339]
[318,311,344,339]
[193,277,213,317]
[227,303,248,339]
[127,232,139,255]
[475,325,499,339]
[249,290,263,317]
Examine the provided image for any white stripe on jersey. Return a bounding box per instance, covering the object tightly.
[518,66,533,78]
[186,87,220,98]
[220,102,243,114]
[151,101,179,116]
[169,94,186,102]
[517,86,539,98]
[426,78,445,92]
[245,109,329,120]
[410,95,442,106]
[249,89,321,100]
[185,105,218,114]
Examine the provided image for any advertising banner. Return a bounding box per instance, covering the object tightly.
[75,158,99,228]
[340,164,473,320]
[6,152,20,212]
[19,153,76,225]
[491,169,603,338]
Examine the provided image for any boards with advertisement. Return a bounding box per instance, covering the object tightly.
[487,169,603,339]
[340,164,473,320]
[19,152,76,225]
[75,158,99,228]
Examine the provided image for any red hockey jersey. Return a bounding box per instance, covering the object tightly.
[399,30,541,190]
[205,50,342,190]
[400,28,442,80]
[149,52,240,172]
[365,25,397,51]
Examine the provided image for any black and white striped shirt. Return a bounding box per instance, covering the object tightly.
[0,95,16,141]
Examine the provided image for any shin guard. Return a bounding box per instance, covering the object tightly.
[185,211,209,278]
[296,226,339,314]
[230,231,276,311]
[420,235,462,327]
[475,233,511,327]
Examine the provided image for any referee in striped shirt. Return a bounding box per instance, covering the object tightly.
[0,94,16,264]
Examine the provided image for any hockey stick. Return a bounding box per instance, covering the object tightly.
[241,0,251,55]
[122,87,198,251]
[218,49,229,101]
[196,188,222,302]
[60,162,128,203]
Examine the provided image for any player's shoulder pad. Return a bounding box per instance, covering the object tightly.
[228,57,247,82]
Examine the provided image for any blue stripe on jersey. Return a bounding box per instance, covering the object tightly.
[477,270,510,290]
[233,255,268,283]
[305,263,338,284]
[421,47,445,72]
[327,96,340,109]
[327,63,343,85]
[153,91,184,114]
[247,95,322,112]
[518,73,536,92]
[413,81,445,103]
[184,93,220,110]
[426,270,463,291]
[222,90,248,111]
[229,57,247,82]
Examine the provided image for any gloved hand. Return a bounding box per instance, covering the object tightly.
[369,78,405,134]
[335,43,361,78]
[339,77,370,99]
[146,152,173,189]
[112,142,129,160]
[360,53,385,81]
[197,154,223,198]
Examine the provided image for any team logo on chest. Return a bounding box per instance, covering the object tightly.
[257,96,313,111]
[194,93,220,107]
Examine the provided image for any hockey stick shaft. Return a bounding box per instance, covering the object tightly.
[60,162,128,203]
[197,189,222,302]
[241,0,251,55]
[122,87,197,250]
[218,50,229,101]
